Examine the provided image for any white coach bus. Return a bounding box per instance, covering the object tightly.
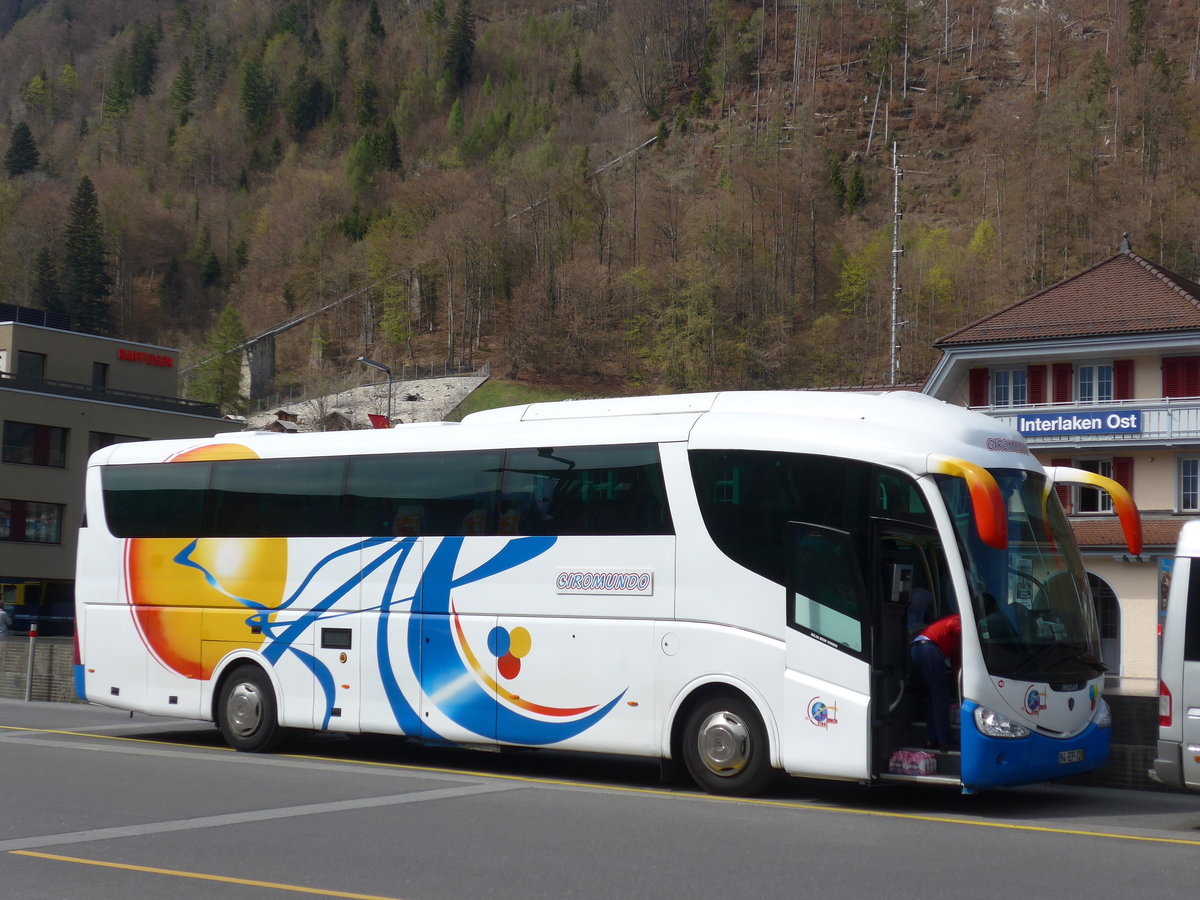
[1152,520,1200,791]
[74,391,1141,794]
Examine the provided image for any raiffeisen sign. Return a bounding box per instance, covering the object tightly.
[1017,410,1142,436]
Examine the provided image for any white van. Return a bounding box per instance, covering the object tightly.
[1151,519,1200,790]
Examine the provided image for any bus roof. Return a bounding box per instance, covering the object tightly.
[91,390,1037,477]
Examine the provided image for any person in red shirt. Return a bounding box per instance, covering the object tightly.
[910,613,961,750]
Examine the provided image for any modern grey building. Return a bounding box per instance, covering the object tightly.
[0,305,224,632]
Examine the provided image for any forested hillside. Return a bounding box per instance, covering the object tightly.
[1,0,1198,408]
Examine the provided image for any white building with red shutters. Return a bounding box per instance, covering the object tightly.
[924,239,1200,692]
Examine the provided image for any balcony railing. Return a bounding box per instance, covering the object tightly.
[976,396,1200,447]
[0,371,220,417]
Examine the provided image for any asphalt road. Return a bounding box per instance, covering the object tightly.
[2,699,1199,900]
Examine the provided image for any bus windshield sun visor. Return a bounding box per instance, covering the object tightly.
[1044,465,1143,556]
[928,455,1007,550]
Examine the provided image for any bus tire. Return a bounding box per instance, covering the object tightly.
[681,693,773,796]
[217,665,284,752]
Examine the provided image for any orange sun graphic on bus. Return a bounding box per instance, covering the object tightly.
[125,444,287,680]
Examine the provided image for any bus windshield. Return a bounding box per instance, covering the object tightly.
[936,469,1104,684]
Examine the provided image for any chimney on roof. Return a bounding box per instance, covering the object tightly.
[1119,232,1131,253]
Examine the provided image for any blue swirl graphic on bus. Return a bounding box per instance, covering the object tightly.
[174,534,624,743]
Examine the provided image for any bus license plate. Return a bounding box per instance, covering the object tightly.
[1058,749,1085,764]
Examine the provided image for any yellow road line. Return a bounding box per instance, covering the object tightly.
[10,850,407,900]
[7,723,1200,847]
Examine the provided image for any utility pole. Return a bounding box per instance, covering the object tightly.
[890,142,903,385]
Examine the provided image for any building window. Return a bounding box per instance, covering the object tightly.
[1078,364,1113,404]
[1075,459,1113,513]
[1180,458,1200,512]
[0,499,64,543]
[2,421,68,467]
[993,369,1027,407]
[87,432,144,455]
[16,351,45,379]
[92,362,108,388]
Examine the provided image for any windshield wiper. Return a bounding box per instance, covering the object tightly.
[1010,642,1090,677]
[1062,650,1107,674]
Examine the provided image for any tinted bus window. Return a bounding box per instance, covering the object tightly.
[691,450,909,585]
[345,450,504,536]
[502,444,672,536]
[208,458,347,537]
[103,462,210,538]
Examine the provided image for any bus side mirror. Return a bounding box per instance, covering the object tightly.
[1044,466,1143,556]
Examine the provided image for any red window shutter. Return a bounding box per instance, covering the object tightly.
[1051,457,1072,512]
[1113,360,1133,400]
[1162,357,1200,398]
[1052,363,1074,403]
[969,368,989,407]
[1112,456,1133,493]
[1163,357,1181,397]
[1027,365,1047,404]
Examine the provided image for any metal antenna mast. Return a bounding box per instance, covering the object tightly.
[890,142,903,385]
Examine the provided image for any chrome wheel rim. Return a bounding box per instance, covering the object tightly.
[226,682,263,737]
[696,710,750,777]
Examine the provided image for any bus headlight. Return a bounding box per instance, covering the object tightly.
[1092,698,1112,728]
[973,705,1031,739]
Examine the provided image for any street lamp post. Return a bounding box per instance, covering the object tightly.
[355,356,393,425]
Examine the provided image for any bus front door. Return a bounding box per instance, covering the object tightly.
[781,522,872,780]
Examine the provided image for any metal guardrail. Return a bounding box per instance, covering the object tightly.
[0,371,221,417]
[979,396,1200,446]
[249,361,490,415]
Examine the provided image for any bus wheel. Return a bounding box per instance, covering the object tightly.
[681,694,772,796]
[217,665,283,752]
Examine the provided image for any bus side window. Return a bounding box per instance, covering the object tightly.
[787,523,867,654]
[501,445,672,537]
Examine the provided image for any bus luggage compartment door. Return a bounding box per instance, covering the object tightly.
[781,522,871,780]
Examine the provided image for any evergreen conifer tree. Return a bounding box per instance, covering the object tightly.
[201,249,222,285]
[355,76,379,129]
[168,57,196,125]
[62,176,113,333]
[192,304,248,414]
[366,0,385,41]
[443,0,476,92]
[376,119,402,172]
[846,162,865,212]
[158,257,185,319]
[129,24,160,97]
[31,246,61,313]
[239,54,271,131]
[4,122,38,176]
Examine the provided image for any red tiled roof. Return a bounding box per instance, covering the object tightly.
[1070,516,1189,549]
[937,252,1200,346]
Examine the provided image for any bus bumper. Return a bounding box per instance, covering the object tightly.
[960,699,1111,789]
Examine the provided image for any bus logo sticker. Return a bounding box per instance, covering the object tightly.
[1024,686,1046,715]
[555,570,653,595]
[806,697,839,728]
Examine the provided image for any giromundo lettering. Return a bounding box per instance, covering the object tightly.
[555,570,653,593]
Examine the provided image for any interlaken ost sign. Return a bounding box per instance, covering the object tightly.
[1016,409,1141,436]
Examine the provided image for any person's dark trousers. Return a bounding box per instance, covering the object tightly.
[911,639,953,748]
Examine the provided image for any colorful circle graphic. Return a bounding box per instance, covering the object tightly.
[487,625,532,679]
